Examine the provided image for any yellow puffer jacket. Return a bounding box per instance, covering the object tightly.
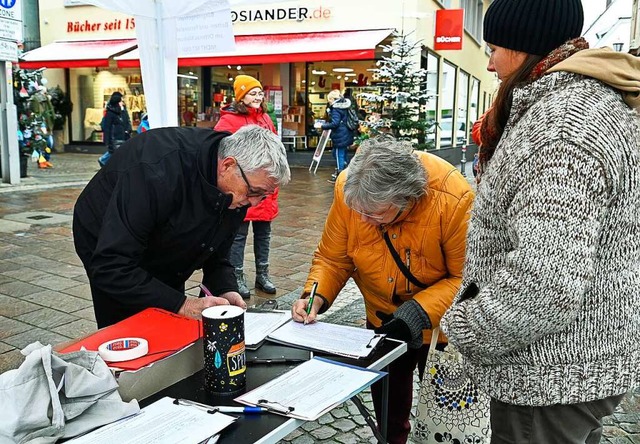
[304,151,474,344]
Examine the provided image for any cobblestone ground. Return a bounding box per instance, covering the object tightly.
[0,152,638,443]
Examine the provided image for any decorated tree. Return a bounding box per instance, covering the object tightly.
[359,32,436,149]
[14,67,55,169]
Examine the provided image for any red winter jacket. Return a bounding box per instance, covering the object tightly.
[214,105,279,222]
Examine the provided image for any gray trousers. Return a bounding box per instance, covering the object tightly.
[490,393,625,444]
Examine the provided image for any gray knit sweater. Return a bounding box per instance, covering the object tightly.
[440,71,640,406]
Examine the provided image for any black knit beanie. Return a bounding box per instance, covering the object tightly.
[108,91,123,107]
[483,0,584,56]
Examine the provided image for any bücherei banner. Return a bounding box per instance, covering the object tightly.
[434,9,464,51]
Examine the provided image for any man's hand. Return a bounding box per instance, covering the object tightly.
[178,296,228,320]
[218,291,247,310]
[313,122,322,129]
[178,292,246,320]
[374,311,412,342]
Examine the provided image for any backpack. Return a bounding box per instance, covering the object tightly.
[344,107,360,132]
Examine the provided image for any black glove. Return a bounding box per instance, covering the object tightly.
[374,311,412,342]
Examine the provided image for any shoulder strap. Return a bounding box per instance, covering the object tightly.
[383,231,428,289]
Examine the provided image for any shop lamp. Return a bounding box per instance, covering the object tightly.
[613,41,624,52]
[333,68,354,73]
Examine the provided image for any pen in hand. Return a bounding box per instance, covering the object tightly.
[199,283,214,298]
[304,281,318,325]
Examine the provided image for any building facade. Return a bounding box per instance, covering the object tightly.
[22,0,497,154]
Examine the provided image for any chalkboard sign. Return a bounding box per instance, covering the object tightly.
[309,129,331,174]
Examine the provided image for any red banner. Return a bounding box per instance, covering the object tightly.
[434,9,464,50]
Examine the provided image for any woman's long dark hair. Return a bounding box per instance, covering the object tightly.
[480,54,543,161]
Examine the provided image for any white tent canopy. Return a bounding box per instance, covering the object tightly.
[83,0,289,128]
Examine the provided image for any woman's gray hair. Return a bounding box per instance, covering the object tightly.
[344,136,427,210]
[219,125,291,185]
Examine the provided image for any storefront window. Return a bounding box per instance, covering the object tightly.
[456,70,470,146]
[178,68,201,127]
[469,77,480,134]
[422,50,439,122]
[440,61,457,148]
[305,59,378,140]
[206,65,261,127]
[283,62,307,140]
[69,67,144,143]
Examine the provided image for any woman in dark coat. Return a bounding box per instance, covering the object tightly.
[99,91,131,167]
[314,89,354,182]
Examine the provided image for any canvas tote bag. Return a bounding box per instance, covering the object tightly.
[411,327,491,444]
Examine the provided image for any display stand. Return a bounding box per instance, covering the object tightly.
[309,129,331,174]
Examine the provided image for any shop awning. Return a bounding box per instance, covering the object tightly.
[19,39,137,69]
[115,29,393,68]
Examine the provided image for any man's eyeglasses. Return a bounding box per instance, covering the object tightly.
[246,91,265,98]
[237,163,269,200]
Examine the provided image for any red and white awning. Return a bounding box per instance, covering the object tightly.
[19,39,137,69]
[115,29,393,68]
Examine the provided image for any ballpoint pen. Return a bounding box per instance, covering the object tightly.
[214,406,267,414]
[174,398,267,414]
[304,281,318,325]
[199,283,214,297]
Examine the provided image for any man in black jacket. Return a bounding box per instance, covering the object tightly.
[73,125,291,328]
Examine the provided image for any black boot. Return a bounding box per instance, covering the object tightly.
[255,263,276,294]
[234,267,251,299]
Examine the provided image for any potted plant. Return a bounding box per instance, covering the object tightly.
[48,85,73,151]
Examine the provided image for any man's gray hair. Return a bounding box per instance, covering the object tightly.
[344,136,427,210]
[219,125,291,185]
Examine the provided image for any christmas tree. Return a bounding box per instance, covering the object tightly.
[359,32,436,149]
[14,67,55,169]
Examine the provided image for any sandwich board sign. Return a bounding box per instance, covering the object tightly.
[309,129,331,174]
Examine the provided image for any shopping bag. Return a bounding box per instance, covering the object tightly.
[411,327,491,444]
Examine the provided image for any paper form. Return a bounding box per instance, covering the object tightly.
[68,397,236,444]
[235,357,384,421]
[245,310,291,349]
[266,320,384,359]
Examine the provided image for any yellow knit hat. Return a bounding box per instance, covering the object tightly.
[234,75,263,101]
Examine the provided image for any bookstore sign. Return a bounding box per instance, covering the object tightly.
[434,8,464,51]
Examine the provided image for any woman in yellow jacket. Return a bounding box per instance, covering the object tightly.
[292,136,474,443]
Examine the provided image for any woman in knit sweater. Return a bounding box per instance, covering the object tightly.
[440,0,640,442]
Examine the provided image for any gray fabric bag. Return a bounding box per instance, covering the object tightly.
[0,342,139,444]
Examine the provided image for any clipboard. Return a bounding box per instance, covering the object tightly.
[235,357,385,421]
[246,343,311,365]
[244,309,292,350]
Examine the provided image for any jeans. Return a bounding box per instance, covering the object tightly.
[332,146,348,172]
[490,393,625,444]
[99,139,125,167]
[229,221,271,268]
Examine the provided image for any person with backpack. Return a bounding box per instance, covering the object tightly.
[98,92,132,167]
[314,89,356,183]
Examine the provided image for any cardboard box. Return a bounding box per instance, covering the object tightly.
[115,338,204,402]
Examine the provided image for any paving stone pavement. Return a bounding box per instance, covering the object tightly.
[0,152,638,443]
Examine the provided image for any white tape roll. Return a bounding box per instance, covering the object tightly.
[98,337,149,362]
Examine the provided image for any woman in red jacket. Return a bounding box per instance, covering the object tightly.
[215,75,279,298]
